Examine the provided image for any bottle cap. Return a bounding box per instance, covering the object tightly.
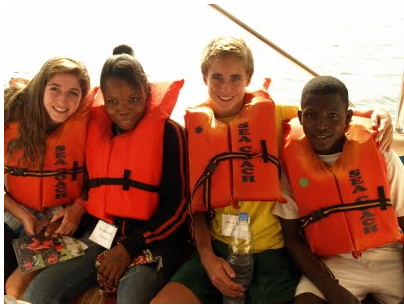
[238,212,249,222]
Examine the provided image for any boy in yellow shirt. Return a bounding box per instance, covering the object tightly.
[152,37,393,304]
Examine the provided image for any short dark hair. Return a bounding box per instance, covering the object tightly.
[112,44,135,57]
[301,75,349,107]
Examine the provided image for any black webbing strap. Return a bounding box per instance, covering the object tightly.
[260,140,270,163]
[378,186,387,210]
[300,191,392,229]
[4,163,85,179]
[71,161,79,181]
[190,148,281,214]
[88,169,160,193]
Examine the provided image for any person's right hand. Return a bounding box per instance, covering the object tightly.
[51,202,85,236]
[20,212,41,235]
[43,218,63,237]
[325,281,360,304]
[98,244,131,287]
[200,252,245,298]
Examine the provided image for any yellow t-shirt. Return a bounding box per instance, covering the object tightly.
[210,104,299,253]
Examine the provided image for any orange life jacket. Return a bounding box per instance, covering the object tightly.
[4,101,93,211]
[85,80,184,223]
[186,79,285,213]
[282,116,403,257]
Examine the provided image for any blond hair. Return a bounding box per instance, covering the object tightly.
[200,37,254,78]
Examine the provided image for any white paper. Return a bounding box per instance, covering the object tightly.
[221,214,238,237]
[89,220,117,249]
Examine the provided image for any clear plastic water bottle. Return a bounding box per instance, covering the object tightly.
[223,212,254,304]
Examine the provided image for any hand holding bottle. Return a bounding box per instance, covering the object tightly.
[200,250,245,297]
[223,212,254,304]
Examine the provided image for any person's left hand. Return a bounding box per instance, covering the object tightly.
[371,108,393,152]
[51,202,85,236]
[98,244,131,286]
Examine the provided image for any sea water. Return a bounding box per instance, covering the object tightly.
[3,1,404,125]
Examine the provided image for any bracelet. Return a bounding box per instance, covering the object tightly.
[75,198,87,210]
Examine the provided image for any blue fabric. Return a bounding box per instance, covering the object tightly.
[22,230,103,304]
[4,208,46,237]
[22,229,167,304]
[116,265,166,303]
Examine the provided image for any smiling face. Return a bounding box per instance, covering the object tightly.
[299,93,352,155]
[43,73,82,126]
[204,56,251,118]
[103,77,147,131]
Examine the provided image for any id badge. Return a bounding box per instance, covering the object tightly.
[89,220,117,249]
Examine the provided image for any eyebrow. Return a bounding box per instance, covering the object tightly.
[211,72,243,78]
[46,82,81,92]
[327,107,345,111]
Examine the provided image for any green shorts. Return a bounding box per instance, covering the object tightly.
[170,240,301,304]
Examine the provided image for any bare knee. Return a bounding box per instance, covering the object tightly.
[151,282,200,304]
[5,268,38,299]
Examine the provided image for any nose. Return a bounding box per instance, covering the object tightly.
[117,102,132,116]
[316,116,329,130]
[57,93,67,104]
[219,79,233,93]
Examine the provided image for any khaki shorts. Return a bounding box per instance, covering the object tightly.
[295,245,404,303]
[170,240,300,303]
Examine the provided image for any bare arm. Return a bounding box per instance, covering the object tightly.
[352,108,393,151]
[4,193,40,235]
[193,212,244,298]
[193,212,214,257]
[280,218,360,303]
[51,200,85,236]
[51,174,88,236]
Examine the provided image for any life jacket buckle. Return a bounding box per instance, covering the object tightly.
[311,209,326,221]
[12,167,27,176]
[204,162,217,176]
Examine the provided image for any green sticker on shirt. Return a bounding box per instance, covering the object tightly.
[299,177,309,188]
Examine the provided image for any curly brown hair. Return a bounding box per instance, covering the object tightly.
[4,57,90,168]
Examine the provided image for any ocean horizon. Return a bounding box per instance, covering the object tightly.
[3,1,404,125]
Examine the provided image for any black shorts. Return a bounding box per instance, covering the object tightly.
[170,240,300,303]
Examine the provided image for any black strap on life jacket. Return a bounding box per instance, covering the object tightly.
[88,169,160,192]
[4,162,85,181]
[260,140,270,163]
[190,143,280,217]
[71,161,79,181]
[300,186,391,229]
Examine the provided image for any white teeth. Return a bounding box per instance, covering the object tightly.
[220,96,232,101]
[54,106,68,112]
[316,135,327,139]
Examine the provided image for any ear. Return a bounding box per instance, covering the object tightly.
[346,109,353,126]
[203,76,208,85]
[246,76,252,87]
[298,110,303,125]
